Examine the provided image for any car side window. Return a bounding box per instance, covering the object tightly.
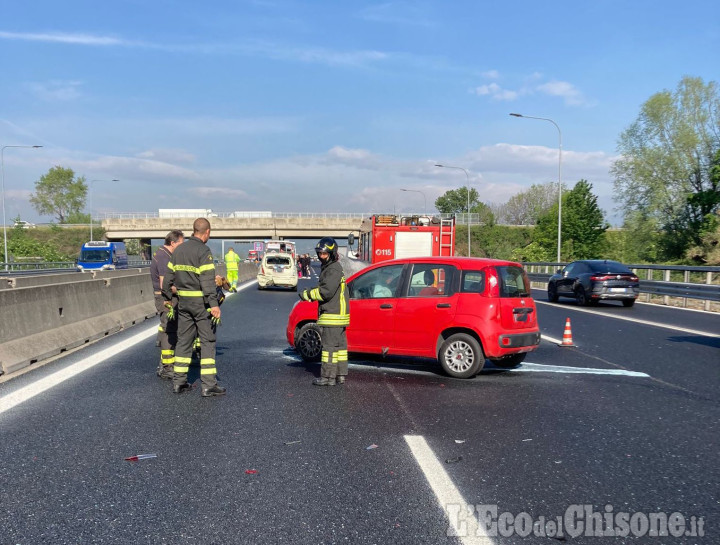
[563,263,575,276]
[461,271,485,293]
[349,264,404,299]
[408,265,455,297]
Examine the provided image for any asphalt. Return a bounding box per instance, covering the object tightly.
[0,269,717,544]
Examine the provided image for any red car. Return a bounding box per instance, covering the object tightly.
[286,257,541,378]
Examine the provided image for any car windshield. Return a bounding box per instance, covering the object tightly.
[266,256,291,266]
[497,266,530,298]
[80,250,111,263]
[588,261,631,274]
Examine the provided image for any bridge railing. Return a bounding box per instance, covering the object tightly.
[0,260,151,273]
[523,262,720,311]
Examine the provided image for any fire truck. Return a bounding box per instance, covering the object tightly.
[357,214,455,264]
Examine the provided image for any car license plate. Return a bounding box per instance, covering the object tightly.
[609,287,628,293]
[275,266,284,272]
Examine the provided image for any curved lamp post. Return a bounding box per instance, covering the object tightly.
[89,179,119,241]
[510,113,563,263]
[1,144,43,271]
[399,188,427,215]
[435,164,471,257]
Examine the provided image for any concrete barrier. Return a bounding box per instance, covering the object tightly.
[0,262,255,376]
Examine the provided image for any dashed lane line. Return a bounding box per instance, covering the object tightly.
[405,435,494,545]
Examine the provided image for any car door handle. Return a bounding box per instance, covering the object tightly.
[436,303,451,308]
[379,303,393,309]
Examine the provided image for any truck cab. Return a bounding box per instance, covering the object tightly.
[77,241,128,271]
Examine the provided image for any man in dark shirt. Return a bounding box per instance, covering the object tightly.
[150,230,184,379]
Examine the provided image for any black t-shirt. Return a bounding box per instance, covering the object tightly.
[150,246,172,291]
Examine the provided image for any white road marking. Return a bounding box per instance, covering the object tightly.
[278,350,649,378]
[534,299,720,338]
[0,278,260,415]
[0,324,157,415]
[541,334,564,345]
[511,362,650,377]
[404,435,494,545]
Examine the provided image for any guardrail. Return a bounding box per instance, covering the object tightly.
[0,260,151,274]
[523,262,720,311]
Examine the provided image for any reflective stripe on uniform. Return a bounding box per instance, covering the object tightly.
[178,290,204,297]
[200,368,217,375]
[172,263,216,274]
[339,277,347,316]
[337,350,348,362]
[309,287,322,301]
[317,313,350,326]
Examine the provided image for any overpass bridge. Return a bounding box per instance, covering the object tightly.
[100,212,365,241]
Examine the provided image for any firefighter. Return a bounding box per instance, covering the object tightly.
[224,246,241,292]
[162,218,226,397]
[299,237,350,386]
[150,230,184,379]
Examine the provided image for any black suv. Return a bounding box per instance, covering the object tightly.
[548,260,639,307]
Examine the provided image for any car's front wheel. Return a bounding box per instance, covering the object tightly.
[295,323,322,362]
[438,333,484,378]
[547,283,558,303]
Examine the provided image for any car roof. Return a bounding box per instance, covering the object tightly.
[348,256,523,278]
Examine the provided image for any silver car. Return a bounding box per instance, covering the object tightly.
[257,252,298,291]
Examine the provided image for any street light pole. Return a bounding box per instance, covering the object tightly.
[510,113,563,264]
[89,179,119,241]
[399,188,427,215]
[435,164,471,257]
[1,144,43,271]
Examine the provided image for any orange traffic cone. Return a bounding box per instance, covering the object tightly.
[560,318,574,347]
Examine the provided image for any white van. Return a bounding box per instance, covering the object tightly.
[257,252,298,291]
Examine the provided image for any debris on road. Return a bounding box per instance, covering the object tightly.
[245,469,258,474]
[454,440,465,444]
[366,444,378,450]
[522,438,533,442]
[284,440,301,445]
[124,454,157,462]
[445,456,463,464]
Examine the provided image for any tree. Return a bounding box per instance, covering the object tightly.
[435,186,480,215]
[534,180,607,260]
[496,182,557,225]
[612,76,720,260]
[30,166,87,224]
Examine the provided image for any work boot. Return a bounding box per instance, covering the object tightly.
[312,377,336,386]
[173,383,191,394]
[336,376,346,385]
[158,365,174,380]
[202,385,227,397]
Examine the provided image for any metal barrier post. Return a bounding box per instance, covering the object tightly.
[707,272,713,312]
[663,270,671,305]
[646,269,653,303]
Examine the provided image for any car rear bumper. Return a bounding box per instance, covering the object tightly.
[591,286,639,300]
[497,331,541,350]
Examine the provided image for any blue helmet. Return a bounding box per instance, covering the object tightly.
[315,237,338,262]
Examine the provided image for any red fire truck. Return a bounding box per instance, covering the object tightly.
[357,214,455,264]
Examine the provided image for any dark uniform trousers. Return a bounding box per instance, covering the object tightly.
[173,295,217,389]
[320,326,348,380]
[154,293,177,370]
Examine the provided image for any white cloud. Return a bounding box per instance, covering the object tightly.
[472,83,519,101]
[137,149,196,164]
[190,186,248,199]
[28,80,83,101]
[356,2,434,27]
[481,70,500,79]
[0,31,143,47]
[537,80,587,106]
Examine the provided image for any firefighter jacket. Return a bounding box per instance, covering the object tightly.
[303,259,349,327]
[162,235,219,308]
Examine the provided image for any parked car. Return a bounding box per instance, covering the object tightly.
[13,220,35,229]
[547,260,639,307]
[258,252,298,291]
[286,257,541,378]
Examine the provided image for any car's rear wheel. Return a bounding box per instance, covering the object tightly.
[295,323,322,362]
[492,352,526,368]
[575,285,589,306]
[547,283,558,302]
[622,299,636,307]
[438,333,484,378]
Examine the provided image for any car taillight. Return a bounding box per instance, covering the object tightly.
[630,275,638,282]
[260,266,265,274]
[485,267,499,297]
[590,275,612,282]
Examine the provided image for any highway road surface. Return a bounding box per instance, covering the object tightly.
[1,267,717,544]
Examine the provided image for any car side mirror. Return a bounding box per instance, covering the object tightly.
[556,268,563,274]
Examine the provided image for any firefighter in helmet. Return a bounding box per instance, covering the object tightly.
[299,237,350,386]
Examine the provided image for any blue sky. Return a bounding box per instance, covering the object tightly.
[1,0,718,226]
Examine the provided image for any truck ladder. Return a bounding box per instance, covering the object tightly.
[439,219,454,256]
